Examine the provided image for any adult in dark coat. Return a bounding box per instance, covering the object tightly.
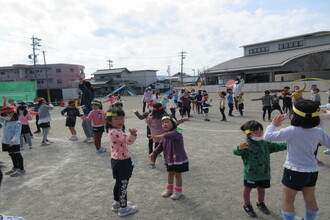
[79,79,95,142]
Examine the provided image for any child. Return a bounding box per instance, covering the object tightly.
[227,88,234,117]
[32,97,41,133]
[290,83,306,103]
[38,98,54,146]
[195,90,203,114]
[311,88,321,106]
[61,100,82,141]
[263,100,330,220]
[314,108,330,164]
[251,90,274,122]
[180,92,191,118]
[149,115,189,200]
[218,91,227,122]
[103,95,117,109]
[168,94,177,117]
[81,100,106,153]
[233,120,286,218]
[281,86,292,114]
[0,107,25,177]
[131,101,154,158]
[17,102,33,149]
[145,102,167,168]
[271,92,283,115]
[202,93,212,121]
[106,107,138,217]
[235,92,244,117]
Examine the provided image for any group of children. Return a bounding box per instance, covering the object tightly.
[1,84,330,219]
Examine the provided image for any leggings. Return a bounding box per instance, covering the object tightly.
[20,133,32,147]
[93,132,103,150]
[9,153,24,170]
[114,179,129,207]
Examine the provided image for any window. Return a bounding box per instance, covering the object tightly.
[0,71,5,75]
[70,68,74,72]
[57,79,63,83]
[248,46,270,55]
[281,77,284,82]
[278,40,304,50]
[56,68,61,73]
[116,75,120,78]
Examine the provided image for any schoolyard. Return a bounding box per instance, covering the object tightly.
[0,92,329,220]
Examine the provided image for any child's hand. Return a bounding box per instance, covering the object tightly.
[181,117,191,122]
[239,142,248,150]
[131,109,138,113]
[149,153,155,162]
[129,128,137,136]
[80,116,86,120]
[9,141,14,147]
[271,114,285,127]
[149,134,162,141]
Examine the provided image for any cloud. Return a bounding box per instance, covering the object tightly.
[0,0,329,77]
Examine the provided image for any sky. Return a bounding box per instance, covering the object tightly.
[1,0,330,78]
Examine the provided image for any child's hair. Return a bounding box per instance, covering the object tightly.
[0,107,18,121]
[203,93,209,97]
[37,97,46,105]
[105,107,125,131]
[68,100,75,106]
[226,88,232,92]
[312,88,320,93]
[290,99,320,129]
[91,99,103,110]
[284,86,290,90]
[16,102,28,116]
[161,115,177,130]
[240,120,263,140]
[220,91,226,96]
[151,103,166,119]
[265,90,270,95]
[168,94,173,99]
[113,101,123,109]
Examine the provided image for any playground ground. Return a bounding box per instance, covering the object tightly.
[0,92,329,220]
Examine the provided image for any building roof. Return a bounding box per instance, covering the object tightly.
[92,68,130,75]
[208,44,330,73]
[241,31,330,47]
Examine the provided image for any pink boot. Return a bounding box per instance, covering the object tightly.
[161,184,173,197]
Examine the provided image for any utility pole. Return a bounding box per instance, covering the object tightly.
[178,50,187,85]
[107,59,113,69]
[167,65,171,90]
[42,51,51,104]
[30,35,41,80]
[192,69,195,85]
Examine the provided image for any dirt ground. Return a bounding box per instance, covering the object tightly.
[0,92,329,220]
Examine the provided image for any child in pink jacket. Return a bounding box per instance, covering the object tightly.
[81,100,106,153]
[17,102,33,149]
[106,107,138,217]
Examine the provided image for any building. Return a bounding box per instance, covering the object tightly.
[0,63,85,89]
[203,31,330,85]
[90,68,157,95]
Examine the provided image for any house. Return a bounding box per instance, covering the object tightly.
[90,68,157,95]
[203,31,330,85]
[0,63,85,89]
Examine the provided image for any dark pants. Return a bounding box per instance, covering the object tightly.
[238,104,244,116]
[35,115,40,132]
[197,102,203,114]
[220,108,226,120]
[93,132,103,149]
[170,108,176,117]
[262,106,272,120]
[228,103,234,116]
[181,106,191,117]
[111,158,133,208]
[272,103,283,114]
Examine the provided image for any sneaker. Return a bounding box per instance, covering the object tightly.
[10,169,26,177]
[96,147,107,153]
[118,204,138,217]
[204,118,210,121]
[324,149,330,154]
[293,216,304,220]
[229,115,235,117]
[170,190,182,200]
[317,159,324,165]
[71,136,78,141]
[161,188,173,197]
[5,168,18,175]
[40,142,50,146]
[83,137,94,143]
[34,130,41,134]
[220,119,227,122]
[29,146,33,149]
[46,140,54,144]
[243,204,257,218]
[256,202,270,214]
[149,162,155,169]
[112,201,132,212]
